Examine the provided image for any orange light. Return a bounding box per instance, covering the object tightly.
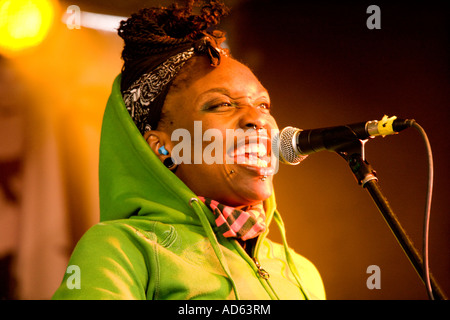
[0,0,55,55]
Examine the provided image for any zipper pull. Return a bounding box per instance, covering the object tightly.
[253,257,270,280]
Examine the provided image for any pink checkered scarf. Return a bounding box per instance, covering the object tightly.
[198,197,267,241]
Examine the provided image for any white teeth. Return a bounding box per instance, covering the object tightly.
[231,143,267,158]
[227,138,271,168]
[234,155,268,167]
[231,142,269,168]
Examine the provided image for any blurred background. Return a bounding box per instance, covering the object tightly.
[0,0,448,300]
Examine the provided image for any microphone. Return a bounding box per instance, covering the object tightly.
[275,115,416,165]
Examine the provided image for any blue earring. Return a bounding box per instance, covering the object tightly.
[158,145,169,156]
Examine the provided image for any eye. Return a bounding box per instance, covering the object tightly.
[215,102,233,108]
[257,102,271,112]
[205,102,234,111]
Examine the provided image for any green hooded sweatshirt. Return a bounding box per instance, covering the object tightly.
[52,75,326,300]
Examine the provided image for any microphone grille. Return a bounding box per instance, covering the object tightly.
[273,126,308,165]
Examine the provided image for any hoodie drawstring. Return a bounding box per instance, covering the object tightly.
[189,197,240,300]
[272,209,312,300]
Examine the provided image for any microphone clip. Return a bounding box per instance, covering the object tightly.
[335,138,378,188]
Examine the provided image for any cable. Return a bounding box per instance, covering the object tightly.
[412,122,434,300]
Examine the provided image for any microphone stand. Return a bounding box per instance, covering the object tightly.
[336,139,447,300]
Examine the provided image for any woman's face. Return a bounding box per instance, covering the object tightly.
[161,56,278,207]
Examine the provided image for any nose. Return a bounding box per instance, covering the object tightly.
[238,106,267,131]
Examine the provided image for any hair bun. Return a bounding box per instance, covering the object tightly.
[118,0,229,64]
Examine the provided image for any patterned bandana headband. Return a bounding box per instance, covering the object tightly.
[122,33,228,134]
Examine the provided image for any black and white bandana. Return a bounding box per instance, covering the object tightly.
[122,48,196,134]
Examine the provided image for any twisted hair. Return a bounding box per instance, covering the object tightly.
[118,0,229,92]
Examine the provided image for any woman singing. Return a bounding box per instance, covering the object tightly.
[53,0,325,300]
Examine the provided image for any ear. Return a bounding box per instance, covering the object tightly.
[144,130,179,172]
[144,130,173,157]
[143,130,175,162]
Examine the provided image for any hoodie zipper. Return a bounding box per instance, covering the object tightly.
[251,254,280,300]
[252,257,269,280]
[232,240,279,299]
[238,239,271,281]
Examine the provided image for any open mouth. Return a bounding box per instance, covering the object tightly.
[227,135,273,171]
